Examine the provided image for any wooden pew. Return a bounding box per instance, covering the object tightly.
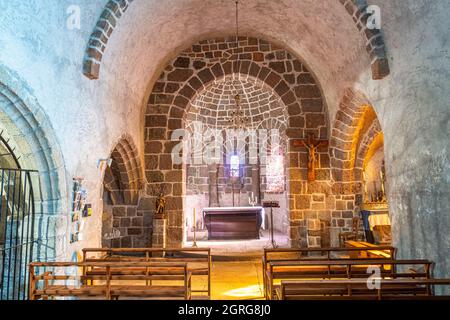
[82,247,211,299]
[262,246,396,298]
[275,279,450,300]
[265,259,433,300]
[345,241,392,259]
[29,261,192,300]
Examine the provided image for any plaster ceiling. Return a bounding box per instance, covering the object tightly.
[100,0,372,119]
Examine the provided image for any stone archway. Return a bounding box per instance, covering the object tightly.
[101,135,146,248]
[182,74,291,244]
[144,36,330,248]
[0,79,66,262]
[82,0,389,80]
[330,88,374,183]
[329,88,391,243]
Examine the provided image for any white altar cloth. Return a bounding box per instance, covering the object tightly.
[368,213,391,231]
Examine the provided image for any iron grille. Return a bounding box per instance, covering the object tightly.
[0,168,38,300]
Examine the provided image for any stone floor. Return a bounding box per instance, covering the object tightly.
[185,230,289,258]
[187,231,289,299]
[211,260,264,300]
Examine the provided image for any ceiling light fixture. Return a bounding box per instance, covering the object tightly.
[228,0,249,130]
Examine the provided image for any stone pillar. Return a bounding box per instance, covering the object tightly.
[152,218,166,251]
[251,165,261,205]
[208,164,219,207]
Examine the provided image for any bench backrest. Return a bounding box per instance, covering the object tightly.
[268,259,434,279]
[263,246,396,269]
[82,248,211,268]
[29,261,190,300]
[277,279,450,300]
[82,247,212,297]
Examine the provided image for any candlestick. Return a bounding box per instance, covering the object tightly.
[372,181,377,202]
[192,208,197,248]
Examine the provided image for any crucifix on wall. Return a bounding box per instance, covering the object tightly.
[292,133,329,181]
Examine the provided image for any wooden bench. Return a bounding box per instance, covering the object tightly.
[275,279,450,300]
[263,246,396,298]
[82,247,211,299]
[29,261,192,300]
[345,241,392,259]
[265,259,433,300]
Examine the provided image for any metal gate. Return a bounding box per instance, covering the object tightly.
[0,168,38,300]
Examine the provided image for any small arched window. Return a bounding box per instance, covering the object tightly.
[230,155,240,178]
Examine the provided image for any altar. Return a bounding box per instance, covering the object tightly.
[202,207,264,240]
[360,202,391,244]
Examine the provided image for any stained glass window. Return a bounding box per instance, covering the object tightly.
[230,155,240,178]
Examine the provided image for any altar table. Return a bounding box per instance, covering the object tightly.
[202,207,264,240]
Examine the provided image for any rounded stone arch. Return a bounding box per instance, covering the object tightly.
[0,76,67,261]
[82,0,389,80]
[144,37,330,247]
[104,134,144,206]
[182,73,291,149]
[173,71,296,129]
[83,0,134,80]
[147,36,329,142]
[339,0,390,79]
[330,88,379,184]
[354,119,383,181]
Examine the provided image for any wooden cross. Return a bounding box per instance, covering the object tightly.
[292,133,329,181]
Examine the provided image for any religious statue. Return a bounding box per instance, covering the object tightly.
[155,193,166,217]
[292,133,328,181]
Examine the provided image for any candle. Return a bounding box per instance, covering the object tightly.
[380,174,386,195]
[192,207,198,248]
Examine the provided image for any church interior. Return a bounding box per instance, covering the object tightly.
[0,0,449,302]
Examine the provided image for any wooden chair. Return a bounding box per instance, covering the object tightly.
[339,217,365,247]
[372,225,392,244]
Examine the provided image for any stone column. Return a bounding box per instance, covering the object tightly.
[152,214,167,254]
[251,164,261,205]
[208,164,219,207]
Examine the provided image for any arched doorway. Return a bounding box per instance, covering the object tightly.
[0,80,66,300]
[0,133,37,300]
[330,88,391,246]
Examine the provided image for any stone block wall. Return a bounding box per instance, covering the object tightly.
[109,205,152,248]
[142,37,387,248]
[144,36,330,247]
